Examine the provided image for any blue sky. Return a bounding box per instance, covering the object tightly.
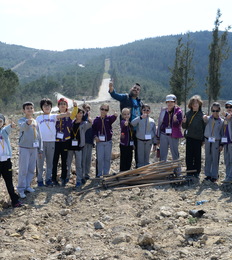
[0,0,231,51]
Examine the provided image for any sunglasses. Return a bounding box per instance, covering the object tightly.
[100,108,109,112]
[59,102,67,105]
[143,109,150,112]
[212,110,219,112]
[133,88,140,91]
[226,106,232,109]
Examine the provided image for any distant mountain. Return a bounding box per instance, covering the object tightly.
[1,30,232,106]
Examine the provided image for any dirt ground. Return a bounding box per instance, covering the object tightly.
[1,100,232,260]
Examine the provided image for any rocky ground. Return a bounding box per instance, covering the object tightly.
[1,100,232,260]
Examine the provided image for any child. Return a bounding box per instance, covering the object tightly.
[0,114,22,207]
[66,108,92,187]
[52,98,77,186]
[36,98,71,187]
[120,108,134,171]
[203,102,224,182]
[17,102,42,199]
[81,103,94,180]
[157,94,183,172]
[221,100,232,183]
[182,95,205,178]
[92,103,117,177]
[131,104,157,168]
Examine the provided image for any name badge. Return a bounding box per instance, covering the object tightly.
[99,135,106,142]
[57,132,64,139]
[33,141,39,148]
[208,137,216,143]
[145,134,151,140]
[165,128,172,134]
[221,137,228,143]
[72,140,78,146]
[130,141,134,146]
[0,155,8,161]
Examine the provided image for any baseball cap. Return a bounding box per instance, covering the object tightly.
[166,94,176,102]
[225,100,232,106]
[58,98,68,105]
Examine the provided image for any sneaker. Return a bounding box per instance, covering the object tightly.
[61,179,66,187]
[210,178,218,183]
[52,180,60,186]
[26,187,35,193]
[204,176,211,181]
[19,192,26,199]
[37,181,44,187]
[75,182,82,188]
[85,175,90,180]
[12,201,23,208]
[45,179,53,187]
[81,178,86,184]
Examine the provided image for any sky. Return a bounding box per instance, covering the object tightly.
[0,0,231,51]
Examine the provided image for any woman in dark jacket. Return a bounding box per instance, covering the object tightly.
[182,95,205,178]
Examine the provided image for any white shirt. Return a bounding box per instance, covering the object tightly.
[36,114,58,142]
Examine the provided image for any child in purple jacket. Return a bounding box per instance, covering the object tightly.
[92,103,117,177]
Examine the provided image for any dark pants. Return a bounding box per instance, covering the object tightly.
[120,144,133,171]
[0,159,19,205]
[186,137,202,177]
[132,131,138,166]
[52,142,68,181]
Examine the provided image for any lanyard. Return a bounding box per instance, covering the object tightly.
[145,117,150,134]
[0,138,4,151]
[43,115,51,130]
[72,124,80,140]
[32,119,37,139]
[211,119,215,136]
[189,111,198,126]
[101,118,106,135]
[59,118,63,131]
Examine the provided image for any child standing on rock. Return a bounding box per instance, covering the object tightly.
[92,103,117,177]
[0,114,22,207]
[120,108,134,171]
[17,102,42,199]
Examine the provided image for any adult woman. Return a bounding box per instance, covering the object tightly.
[182,95,205,178]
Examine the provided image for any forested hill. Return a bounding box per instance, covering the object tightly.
[1,30,232,109]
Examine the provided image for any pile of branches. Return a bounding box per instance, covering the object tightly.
[77,160,192,195]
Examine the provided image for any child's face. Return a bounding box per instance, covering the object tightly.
[166,101,175,111]
[0,119,4,128]
[76,111,83,121]
[42,103,52,114]
[142,106,151,115]
[192,100,200,111]
[226,104,232,113]
[24,105,34,117]
[100,106,109,117]
[122,111,130,120]
[58,101,68,113]
[211,106,220,118]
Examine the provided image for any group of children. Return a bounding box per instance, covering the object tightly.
[1,94,232,208]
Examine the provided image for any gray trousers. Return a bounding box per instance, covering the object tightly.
[37,141,55,182]
[82,144,93,177]
[137,139,152,168]
[224,143,232,181]
[204,139,220,179]
[17,147,37,193]
[67,150,82,183]
[96,140,112,176]
[160,133,180,172]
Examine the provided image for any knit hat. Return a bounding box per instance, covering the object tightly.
[0,114,5,123]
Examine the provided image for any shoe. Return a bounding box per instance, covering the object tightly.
[19,192,26,199]
[61,179,66,187]
[85,175,90,180]
[75,182,82,188]
[26,187,35,193]
[204,176,211,181]
[210,178,218,183]
[37,181,44,187]
[12,201,23,208]
[81,178,86,184]
[52,180,60,186]
[45,179,53,187]
[65,178,69,184]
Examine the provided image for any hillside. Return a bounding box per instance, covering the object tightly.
[1,31,232,108]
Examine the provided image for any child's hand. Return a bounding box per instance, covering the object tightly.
[153,145,157,152]
[182,115,187,123]
[203,114,208,121]
[114,112,118,117]
[109,81,114,93]
[27,119,33,125]
[173,114,177,122]
[226,113,232,120]
[88,117,92,124]
[124,119,129,126]
[11,121,16,128]
[221,111,227,117]
[95,137,100,143]
[73,100,77,107]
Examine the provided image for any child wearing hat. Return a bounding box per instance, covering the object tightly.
[0,114,22,207]
[157,94,183,173]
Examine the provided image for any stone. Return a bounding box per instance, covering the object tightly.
[138,233,154,246]
[94,221,105,229]
[185,226,204,235]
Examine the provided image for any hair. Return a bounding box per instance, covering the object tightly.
[122,108,131,114]
[22,101,34,110]
[40,98,52,110]
[100,103,109,110]
[211,102,221,112]
[82,103,91,110]
[135,83,141,87]
[142,104,150,110]
[188,95,203,109]
[77,108,84,114]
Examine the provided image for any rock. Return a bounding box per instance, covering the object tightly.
[176,211,188,218]
[185,226,204,235]
[160,206,172,217]
[94,221,105,229]
[138,233,154,246]
[59,209,71,216]
[112,233,131,244]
